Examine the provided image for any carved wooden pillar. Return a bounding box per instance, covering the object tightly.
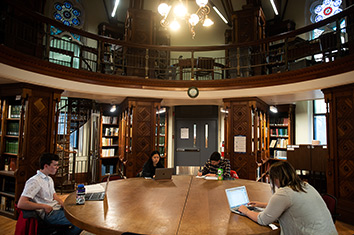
[322,83,354,225]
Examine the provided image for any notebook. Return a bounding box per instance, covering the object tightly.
[225,186,262,215]
[85,174,110,201]
[154,168,174,180]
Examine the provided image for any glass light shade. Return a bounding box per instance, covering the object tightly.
[189,14,199,26]
[170,20,180,31]
[196,0,208,7]
[203,17,214,27]
[158,3,170,16]
[174,4,187,18]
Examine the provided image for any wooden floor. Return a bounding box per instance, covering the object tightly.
[1,214,354,235]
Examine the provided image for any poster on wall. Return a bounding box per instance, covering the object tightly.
[234,135,246,153]
[181,128,189,139]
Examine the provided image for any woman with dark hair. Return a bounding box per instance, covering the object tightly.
[141,150,164,178]
[238,161,337,235]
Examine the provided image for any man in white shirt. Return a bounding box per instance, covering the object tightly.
[17,153,82,235]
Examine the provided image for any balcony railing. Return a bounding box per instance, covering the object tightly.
[1,1,354,82]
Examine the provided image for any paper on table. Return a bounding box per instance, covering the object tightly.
[85,184,105,193]
[205,176,218,180]
[196,175,206,179]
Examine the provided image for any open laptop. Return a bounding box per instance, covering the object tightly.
[85,174,110,201]
[225,186,262,215]
[154,168,174,180]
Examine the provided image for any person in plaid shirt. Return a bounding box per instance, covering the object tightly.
[197,151,231,178]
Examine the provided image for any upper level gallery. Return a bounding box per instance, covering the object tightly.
[1,0,354,105]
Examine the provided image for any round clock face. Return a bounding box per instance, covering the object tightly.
[188,87,199,98]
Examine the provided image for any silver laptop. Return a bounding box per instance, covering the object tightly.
[225,186,262,215]
[85,175,110,201]
[154,168,174,180]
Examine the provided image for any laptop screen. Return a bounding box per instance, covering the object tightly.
[225,186,250,209]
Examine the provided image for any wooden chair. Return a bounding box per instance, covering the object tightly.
[195,57,214,80]
[321,193,340,223]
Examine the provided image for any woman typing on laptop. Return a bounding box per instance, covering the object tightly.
[238,161,337,235]
[140,151,164,178]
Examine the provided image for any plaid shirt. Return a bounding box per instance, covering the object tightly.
[201,158,231,178]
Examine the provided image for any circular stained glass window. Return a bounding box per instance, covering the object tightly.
[53,1,81,27]
[312,0,343,23]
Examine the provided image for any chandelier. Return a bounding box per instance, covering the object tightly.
[158,0,214,39]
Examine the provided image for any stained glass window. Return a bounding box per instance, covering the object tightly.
[53,1,81,27]
[310,0,345,39]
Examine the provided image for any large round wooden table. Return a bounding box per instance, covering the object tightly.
[64,175,280,235]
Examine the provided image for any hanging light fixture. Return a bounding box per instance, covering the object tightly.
[157,0,214,39]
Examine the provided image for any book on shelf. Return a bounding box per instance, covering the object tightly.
[8,105,21,119]
[270,139,277,148]
[102,116,118,125]
[6,122,19,136]
[5,140,18,154]
[274,150,287,159]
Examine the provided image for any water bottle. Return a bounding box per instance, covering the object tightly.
[217,168,223,181]
[76,184,85,205]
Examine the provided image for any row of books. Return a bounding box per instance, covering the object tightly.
[273,150,287,160]
[103,127,119,136]
[269,138,289,148]
[6,122,19,136]
[270,128,288,137]
[102,116,118,125]
[7,105,21,118]
[102,137,118,146]
[5,140,18,154]
[0,196,15,212]
[102,148,116,157]
[270,117,289,125]
[101,164,115,176]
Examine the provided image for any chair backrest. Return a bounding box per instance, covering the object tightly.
[197,57,214,69]
[15,204,38,235]
[321,193,338,223]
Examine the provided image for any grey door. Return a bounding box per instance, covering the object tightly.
[175,118,217,168]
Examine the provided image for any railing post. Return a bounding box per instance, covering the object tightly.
[45,24,51,61]
[336,19,341,57]
[284,38,289,71]
[191,51,195,80]
[145,48,149,79]
[237,47,240,77]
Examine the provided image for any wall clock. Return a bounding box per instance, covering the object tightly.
[187,87,199,98]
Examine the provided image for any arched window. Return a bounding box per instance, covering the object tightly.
[49,1,85,68]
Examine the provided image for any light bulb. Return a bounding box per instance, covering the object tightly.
[170,20,180,31]
[174,4,187,18]
[189,14,199,26]
[203,17,214,27]
[158,3,170,16]
[196,0,208,7]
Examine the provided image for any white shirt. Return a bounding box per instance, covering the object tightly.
[21,170,61,218]
[257,183,337,235]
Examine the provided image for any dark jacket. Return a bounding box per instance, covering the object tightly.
[141,160,164,177]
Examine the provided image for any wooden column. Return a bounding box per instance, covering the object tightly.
[322,83,354,225]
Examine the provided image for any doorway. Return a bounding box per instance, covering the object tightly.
[174,106,218,174]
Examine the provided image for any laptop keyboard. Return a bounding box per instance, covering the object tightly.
[85,192,104,200]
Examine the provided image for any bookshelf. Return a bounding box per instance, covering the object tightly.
[118,98,162,178]
[99,104,119,181]
[0,83,62,218]
[155,107,168,167]
[269,104,295,160]
[223,97,269,181]
[98,22,124,75]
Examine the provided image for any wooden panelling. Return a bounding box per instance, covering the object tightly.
[323,83,354,225]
